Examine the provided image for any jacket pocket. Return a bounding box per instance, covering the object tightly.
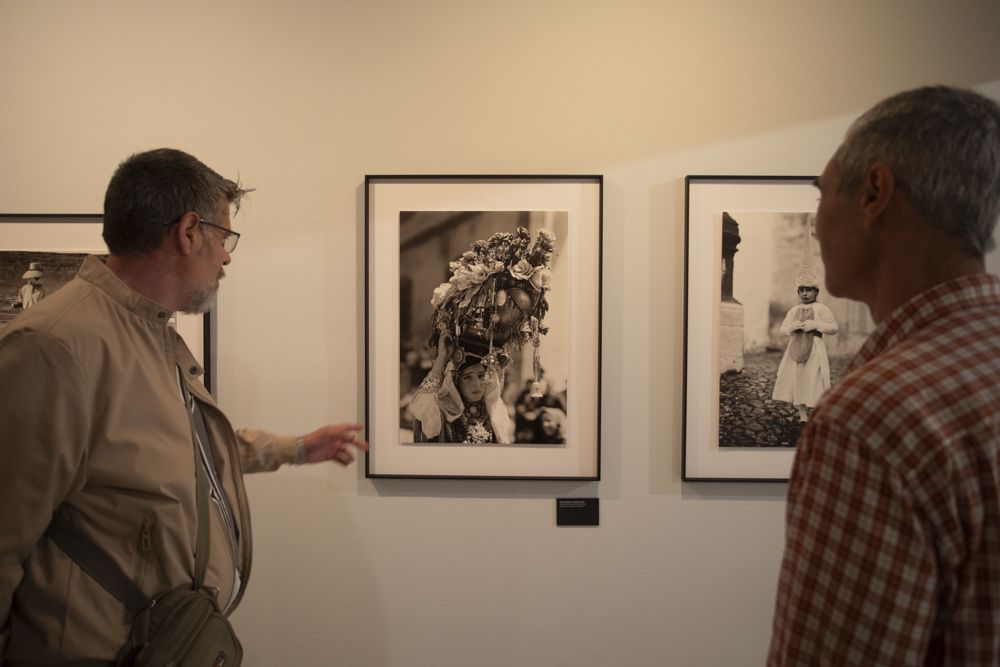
[134,515,156,593]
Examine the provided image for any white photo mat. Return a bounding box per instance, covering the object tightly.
[365,177,602,479]
[683,177,818,481]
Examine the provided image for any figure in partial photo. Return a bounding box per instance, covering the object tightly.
[533,406,567,444]
[513,368,566,442]
[14,262,46,310]
[771,269,839,422]
[409,226,557,444]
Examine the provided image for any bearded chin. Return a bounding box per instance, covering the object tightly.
[183,286,218,314]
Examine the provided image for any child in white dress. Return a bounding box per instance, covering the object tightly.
[772,274,839,422]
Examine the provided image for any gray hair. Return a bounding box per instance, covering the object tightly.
[103,148,252,255]
[833,85,1000,256]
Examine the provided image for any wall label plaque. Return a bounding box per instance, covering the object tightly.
[556,498,599,526]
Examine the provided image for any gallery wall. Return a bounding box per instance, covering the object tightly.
[3,1,1000,665]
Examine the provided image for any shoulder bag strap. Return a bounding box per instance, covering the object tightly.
[46,511,152,613]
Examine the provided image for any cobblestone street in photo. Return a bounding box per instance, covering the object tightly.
[719,350,851,448]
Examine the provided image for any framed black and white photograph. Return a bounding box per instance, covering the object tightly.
[682,176,874,481]
[365,176,602,479]
[0,214,215,393]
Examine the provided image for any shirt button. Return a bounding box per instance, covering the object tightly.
[157,312,166,319]
[189,366,199,375]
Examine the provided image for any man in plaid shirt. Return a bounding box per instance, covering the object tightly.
[769,86,1000,665]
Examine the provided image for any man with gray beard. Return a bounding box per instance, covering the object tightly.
[0,148,367,662]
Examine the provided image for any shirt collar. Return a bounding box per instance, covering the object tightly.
[848,273,1000,372]
[77,255,176,324]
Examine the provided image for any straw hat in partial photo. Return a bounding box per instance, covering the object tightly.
[22,262,44,279]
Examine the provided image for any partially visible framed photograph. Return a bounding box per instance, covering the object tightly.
[365,176,602,479]
[0,215,215,393]
[682,176,874,482]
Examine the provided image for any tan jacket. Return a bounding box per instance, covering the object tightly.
[0,256,299,662]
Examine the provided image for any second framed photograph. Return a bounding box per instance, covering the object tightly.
[682,176,874,481]
[0,214,215,393]
[365,175,602,479]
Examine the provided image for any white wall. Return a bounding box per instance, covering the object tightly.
[3,1,1000,665]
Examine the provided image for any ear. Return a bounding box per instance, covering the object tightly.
[173,212,201,256]
[859,162,896,230]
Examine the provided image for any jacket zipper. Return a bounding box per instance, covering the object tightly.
[196,421,240,612]
[183,377,252,612]
[173,338,242,612]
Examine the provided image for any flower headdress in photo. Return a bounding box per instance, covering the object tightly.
[429,226,556,397]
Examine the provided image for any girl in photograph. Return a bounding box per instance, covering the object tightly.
[771,270,839,422]
[410,335,514,444]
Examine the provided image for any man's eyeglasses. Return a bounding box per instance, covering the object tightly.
[198,219,241,254]
[164,216,241,254]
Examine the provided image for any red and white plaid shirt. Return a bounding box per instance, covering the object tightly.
[769,273,1000,666]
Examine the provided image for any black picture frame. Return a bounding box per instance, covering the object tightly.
[364,175,603,480]
[0,214,215,394]
[682,176,825,482]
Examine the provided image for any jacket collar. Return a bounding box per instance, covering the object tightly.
[78,255,176,325]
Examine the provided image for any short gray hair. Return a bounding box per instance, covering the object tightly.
[103,148,252,255]
[833,85,1000,256]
